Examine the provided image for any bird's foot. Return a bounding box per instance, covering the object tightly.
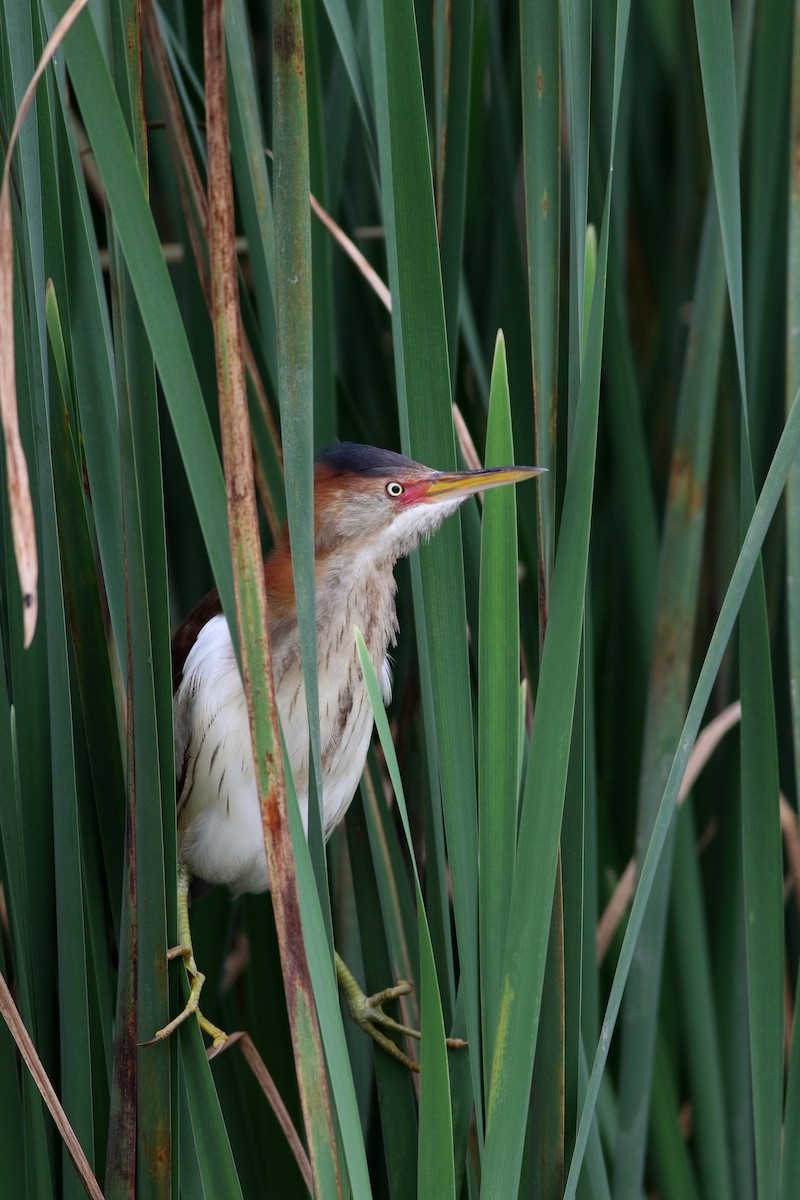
[151,944,228,1052]
[343,973,421,1072]
[142,863,228,1053]
[335,953,466,1073]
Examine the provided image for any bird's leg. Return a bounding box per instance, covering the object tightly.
[335,952,467,1073]
[153,862,228,1051]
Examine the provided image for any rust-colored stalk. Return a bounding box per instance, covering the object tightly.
[202,2,338,1193]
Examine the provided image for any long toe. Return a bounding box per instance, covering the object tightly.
[166,942,194,963]
[150,946,228,1049]
[151,864,228,1050]
[149,1002,229,1050]
[335,957,419,1068]
[357,993,422,1042]
[365,1023,421,1073]
[198,1013,228,1051]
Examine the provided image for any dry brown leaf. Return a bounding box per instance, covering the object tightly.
[205,2,339,1191]
[780,794,800,922]
[309,190,393,313]
[597,701,743,964]
[0,189,36,646]
[226,1032,313,1193]
[453,403,482,471]
[0,0,91,647]
[0,970,103,1198]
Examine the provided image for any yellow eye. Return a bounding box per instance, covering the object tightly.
[386,481,404,498]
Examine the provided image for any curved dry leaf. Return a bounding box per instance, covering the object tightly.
[597,701,743,964]
[265,144,392,314]
[227,1031,313,1193]
[309,190,392,313]
[452,402,482,471]
[0,970,103,1199]
[677,701,741,802]
[596,859,637,968]
[0,183,37,646]
[780,794,800,922]
[0,0,91,646]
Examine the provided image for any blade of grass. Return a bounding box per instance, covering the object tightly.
[560,0,591,430]
[299,0,337,449]
[743,0,792,450]
[47,67,127,654]
[178,1032,245,1200]
[360,760,420,1029]
[567,381,800,1194]
[45,283,125,931]
[786,0,800,820]
[4,302,58,1092]
[283,767,373,1198]
[529,864,566,1198]
[436,0,473,380]
[414,586,457,1021]
[576,1038,611,1200]
[346,793,419,1196]
[356,630,456,1200]
[317,0,378,172]
[272,0,330,936]
[481,1,631,1186]
[783,962,800,1199]
[5,8,100,1192]
[561,644,587,1179]
[693,3,784,1192]
[224,0,277,366]
[561,229,598,1184]
[782,6,800,1193]
[0,0,82,642]
[670,802,734,1198]
[142,1,284,541]
[520,0,559,608]
[612,190,726,1199]
[266,9,377,1180]
[116,223,174,1200]
[478,331,523,1084]
[647,1027,702,1200]
[0,643,55,1197]
[365,0,484,1134]
[104,5,180,1187]
[40,323,95,1199]
[481,193,610,1198]
[43,0,235,622]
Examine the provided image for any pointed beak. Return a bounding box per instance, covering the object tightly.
[422,464,546,502]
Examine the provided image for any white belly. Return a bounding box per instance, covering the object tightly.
[174,610,392,895]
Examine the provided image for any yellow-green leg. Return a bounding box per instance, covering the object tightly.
[335,953,467,1073]
[154,862,228,1051]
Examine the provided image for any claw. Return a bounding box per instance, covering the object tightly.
[335,953,467,1072]
[145,864,228,1053]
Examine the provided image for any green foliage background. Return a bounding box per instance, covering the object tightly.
[1,0,800,1196]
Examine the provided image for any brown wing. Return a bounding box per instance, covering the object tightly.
[171,588,223,692]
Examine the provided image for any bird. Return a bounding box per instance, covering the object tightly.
[154,441,543,1067]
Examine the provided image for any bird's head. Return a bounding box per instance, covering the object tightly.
[311,442,544,565]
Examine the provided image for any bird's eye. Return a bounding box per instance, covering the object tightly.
[386,481,405,498]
